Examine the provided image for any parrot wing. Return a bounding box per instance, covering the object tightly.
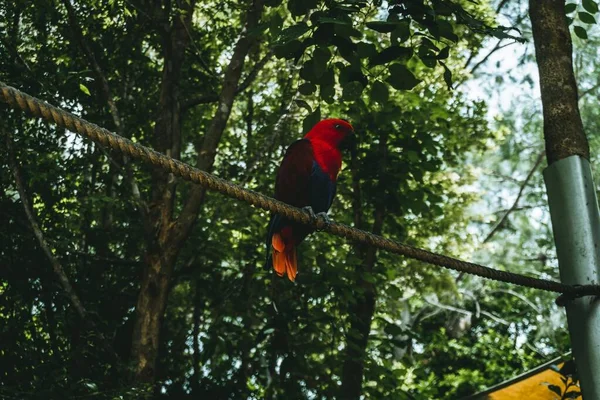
[274,139,314,206]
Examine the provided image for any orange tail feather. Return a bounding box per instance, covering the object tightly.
[271,230,298,282]
[285,247,297,281]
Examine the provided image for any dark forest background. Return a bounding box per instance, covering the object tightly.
[2,0,599,398]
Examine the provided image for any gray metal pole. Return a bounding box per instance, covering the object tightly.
[544,155,600,398]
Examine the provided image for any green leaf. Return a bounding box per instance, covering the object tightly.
[366,21,400,33]
[437,20,458,42]
[574,25,588,38]
[247,22,270,38]
[313,24,335,46]
[384,323,404,336]
[357,42,377,58]
[298,82,316,95]
[317,16,351,25]
[338,65,366,87]
[334,24,363,39]
[287,0,317,17]
[295,99,312,113]
[391,21,411,43]
[565,3,577,13]
[370,80,389,104]
[273,39,304,59]
[312,47,331,78]
[405,150,420,162]
[335,5,361,13]
[437,46,450,60]
[319,83,335,103]
[369,46,413,66]
[300,61,317,82]
[362,272,376,283]
[303,106,321,133]
[582,0,598,13]
[418,40,437,68]
[386,63,421,90]
[342,81,364,100]
[578,11,596,24]
[278,22,310,44]
[421,37,439,51]
[316,66,335,86]
[268,13,284,35]
[440,61,453,90]
[332,36,360,66]
[79,83,91,96]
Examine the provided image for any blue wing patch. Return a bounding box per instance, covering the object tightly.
[309,161,336,214]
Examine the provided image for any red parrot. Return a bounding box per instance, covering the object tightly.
[266,118,355,281]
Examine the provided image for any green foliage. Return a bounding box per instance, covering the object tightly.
[0,0,572,398]
[566,0,600,39]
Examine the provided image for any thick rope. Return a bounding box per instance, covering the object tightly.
[2,81,599,300]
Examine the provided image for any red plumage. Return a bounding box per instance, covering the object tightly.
[267,118,354,281]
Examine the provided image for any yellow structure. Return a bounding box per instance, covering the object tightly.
[462,357,581,400]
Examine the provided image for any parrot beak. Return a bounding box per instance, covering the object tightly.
[339,128,356,151]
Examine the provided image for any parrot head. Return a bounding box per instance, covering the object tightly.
[304,118,355,150]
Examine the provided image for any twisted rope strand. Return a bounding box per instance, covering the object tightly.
[2,81,599,299]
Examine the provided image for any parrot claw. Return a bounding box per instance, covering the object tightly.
[315,212,332,231]
[302,207,331,231]
[302,206,317,220]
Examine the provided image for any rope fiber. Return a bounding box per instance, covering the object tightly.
[2,81,599,301]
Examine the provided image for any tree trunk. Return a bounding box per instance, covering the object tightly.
[341,129,388,399]
[131,0,265,383]
[131,0,196,382]
[529,0,589,164]
[131,246,178,381]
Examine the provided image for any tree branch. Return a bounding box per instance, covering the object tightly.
[182,49,273,110]
[487,289,541,313]
[8,135,120,363]
[496,0,511,14]
[467,41,517,76]
[171,0,265,248]
[61,0,148,217]
[6,131,87,319]
[579,80,600,100]
[461,9,527,83]
[483,150,545,243]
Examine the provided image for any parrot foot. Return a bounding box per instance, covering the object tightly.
[302,207,332,231]
[302,206,318,221]
[302,206,331,232]
[315,212,332,232]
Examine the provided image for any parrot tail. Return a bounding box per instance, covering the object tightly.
[271,226,297,282]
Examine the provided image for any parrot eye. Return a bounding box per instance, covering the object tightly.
[335,124,342,129]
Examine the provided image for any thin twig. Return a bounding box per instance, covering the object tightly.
[579,81,600,99]
[483,150,546,243]
[183,49,274,110]
[6,131,87,319]
[468,41,518,76]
